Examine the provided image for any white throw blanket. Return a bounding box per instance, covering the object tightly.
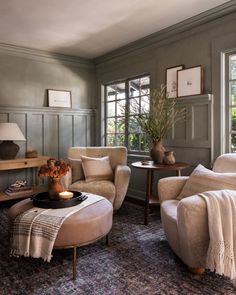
[199,189,236,286]
[10,193,104,262]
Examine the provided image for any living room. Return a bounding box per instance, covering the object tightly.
[1,0,236,294]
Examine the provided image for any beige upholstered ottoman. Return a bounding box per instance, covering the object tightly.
[8,196,113,279]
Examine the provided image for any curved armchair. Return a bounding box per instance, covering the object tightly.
[158,153,236,273]
[62,146,131,211]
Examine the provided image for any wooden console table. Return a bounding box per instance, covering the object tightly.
[0,156,49,202]
[131,161,190,225]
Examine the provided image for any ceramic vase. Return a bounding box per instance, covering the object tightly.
[150,140,165,164]
[48,177,64,200]
[163,151,175,165]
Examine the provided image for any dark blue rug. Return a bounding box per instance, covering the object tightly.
[0,201,234,295]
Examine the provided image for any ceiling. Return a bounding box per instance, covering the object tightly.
[0,0,230,59]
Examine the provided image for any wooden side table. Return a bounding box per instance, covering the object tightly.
[131,161,190,225]
[0,156,49,202]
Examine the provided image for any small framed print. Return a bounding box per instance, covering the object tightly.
[177,66,203,97]
[48,89,72,108]
[165,65,184,98]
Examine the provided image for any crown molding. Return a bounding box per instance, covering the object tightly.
[94,1,236,65]
[0,43,94,68]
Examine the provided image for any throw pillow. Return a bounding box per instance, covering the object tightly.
[177,164,236,200]
[68,158,85,182]
[81,155,113,183]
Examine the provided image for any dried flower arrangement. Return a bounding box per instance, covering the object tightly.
[38,158,70,179]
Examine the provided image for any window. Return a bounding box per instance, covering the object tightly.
[226,53,236,152]
[105,75,150,153]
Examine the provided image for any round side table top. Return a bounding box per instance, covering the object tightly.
[131,161,190,171]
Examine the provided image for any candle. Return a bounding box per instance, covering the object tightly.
[59,191,73,200]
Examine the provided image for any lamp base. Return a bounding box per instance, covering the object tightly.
[0,141,20,160]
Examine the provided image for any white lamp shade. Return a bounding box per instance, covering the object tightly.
[0,123,26,141]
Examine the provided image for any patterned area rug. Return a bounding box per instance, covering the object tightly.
[0,201,235,295]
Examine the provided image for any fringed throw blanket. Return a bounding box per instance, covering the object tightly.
[10,193,104,262]
[199,189,236,286]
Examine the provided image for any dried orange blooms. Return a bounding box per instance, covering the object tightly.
[38,158,70,179]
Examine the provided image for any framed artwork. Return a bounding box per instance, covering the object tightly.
[177,66,203,97]
[48,89,72,108]
[165,65,184,98]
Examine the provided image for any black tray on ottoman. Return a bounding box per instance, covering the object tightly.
[32,191,86,209]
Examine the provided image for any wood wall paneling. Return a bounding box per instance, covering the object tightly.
[0,106,96,190]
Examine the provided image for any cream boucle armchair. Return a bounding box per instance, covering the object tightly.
[62,146,131,211]
[158,153,236,273]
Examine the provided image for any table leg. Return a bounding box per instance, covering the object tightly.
[73,247,77,280]
[145,169,152,225]
[176,170,181,176]
[105,234,109,246]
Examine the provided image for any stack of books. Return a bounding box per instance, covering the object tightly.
[5,183,33,197]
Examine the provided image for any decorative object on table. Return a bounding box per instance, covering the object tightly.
[163,151,176,165]
[177,65,203,97]
[141,160,150,165]
[48,89,71,108]
[59,191,74,200]
[131,85,185,163]
[0,123,26,159]
[5,180,33,197]
[32,191,87,208]
[25,149,38,158]
[165,65,184,98]
[38,158,70,200]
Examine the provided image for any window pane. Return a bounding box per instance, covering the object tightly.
[106,134,116,146]
[117,117,125,133]
[129,78,140,97]
[129,98,139,114]
[107,85,116,101]
[106,118,115,133]
[140,76,150,95]
[140,133,149,152]
[231,134,236,152]
[231,108,236,131]
[141,96,150,113]
[230,55,236,80]
[117,83,126,100]
[129,116,139,133]
[107,102,115,117]
[129,133,139,151]
[230,81,236,105]
[117,99,126,116]
[116,134,125,146]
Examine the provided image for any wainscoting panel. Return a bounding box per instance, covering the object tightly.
[0,106,96,190]
[165,94,213,150]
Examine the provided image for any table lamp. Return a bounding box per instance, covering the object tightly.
[0,123,26,159]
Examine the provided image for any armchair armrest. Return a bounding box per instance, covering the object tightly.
[158,176,189,203]
[61,168,72,189]
[113,165,131,211]
[177,195,209,267]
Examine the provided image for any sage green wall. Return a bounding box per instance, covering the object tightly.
[95,9,236,160]
[95,6,236,200]
[0,46,95,109]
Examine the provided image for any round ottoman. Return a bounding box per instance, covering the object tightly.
[8,196,113,279]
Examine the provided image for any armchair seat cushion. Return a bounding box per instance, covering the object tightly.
[69,180,116,204]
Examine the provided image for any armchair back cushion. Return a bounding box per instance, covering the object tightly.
[68,146,127,171]
[81,155,113,182]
